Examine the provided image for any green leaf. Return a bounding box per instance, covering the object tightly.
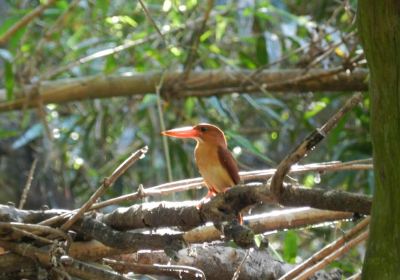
[304,100,328,119]
[104,55,117,74]
[184,97,196,118]
[215,16,228,42]
[4,61,14,101]
[283,231,298,264]
[256,35,268,65]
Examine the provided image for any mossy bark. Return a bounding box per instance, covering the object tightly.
[358,1,400,278]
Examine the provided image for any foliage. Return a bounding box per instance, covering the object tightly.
[0,0,370,276]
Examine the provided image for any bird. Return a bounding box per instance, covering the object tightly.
[161,123,240,202]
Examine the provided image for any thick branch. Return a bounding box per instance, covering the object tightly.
[78,217,185,252]
[184,208,353,243]
[0,69,368,112]
[100,183,371,231]
[133,245,291,280]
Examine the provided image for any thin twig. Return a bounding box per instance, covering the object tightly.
[232,249,251,280]
[0,0,57,45]
[279,217,370,280]
[18,158,38,209]
[60,146,148,231]
[137,0,166,43]
[348,272,362,280]
[9,227,54,244]
[0,222,71,243]
[156,73,173,182]
[270,92,363,199]
[292,230,368,280]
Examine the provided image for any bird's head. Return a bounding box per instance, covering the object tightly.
[162,123,227,146]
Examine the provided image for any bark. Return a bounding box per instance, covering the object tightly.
[134,245,292,280]
[358,1,400,278]
[0,69,368,112]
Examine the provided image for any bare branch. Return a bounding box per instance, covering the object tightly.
[134,245,290,279]
[92,159,372,210]
[184,208,353,243]
[0,0,57,45]
[104,259,206,280]
[59,255,132,280]
[292,230,368,280]
[60,146,148,231]
[78,216,185,252]
[279,217,370,280]
[0,69,368,112]
[100,182,370,231]
[270,92,363,198]
[18,158,38,209]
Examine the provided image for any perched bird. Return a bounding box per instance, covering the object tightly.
[162,123,240,201]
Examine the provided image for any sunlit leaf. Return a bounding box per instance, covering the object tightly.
[304,101,327,119]
[283,231,298,264]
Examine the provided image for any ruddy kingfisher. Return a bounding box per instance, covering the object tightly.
[162,123,241,201]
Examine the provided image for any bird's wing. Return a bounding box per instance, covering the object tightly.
[217,146,240,185]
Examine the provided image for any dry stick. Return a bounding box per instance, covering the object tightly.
[0,240,131,280]
[59,256,133,280]
[279,217,370,280]
[348,272,362,280]
[9,227,54,244]
[293,230,369,280]
[18,158,38,209]
[103,259,206,280]
[0,0,57,45]
[91,159,372,210]
[270,92,363,198]
[232,249,251,280]
[0,222,70,242]
[60,146,148,231]
[184,208,353,244]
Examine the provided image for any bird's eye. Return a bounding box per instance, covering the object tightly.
[200,126,208,132]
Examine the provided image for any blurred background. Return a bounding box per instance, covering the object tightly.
[0,0,370,275]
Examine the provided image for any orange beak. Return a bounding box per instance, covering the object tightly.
[161,126,200,139]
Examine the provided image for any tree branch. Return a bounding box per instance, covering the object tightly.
[0,69,368,112]
[133,245,291,280]
[78,217,185,252]
[60,146,148,231]
[100,182,371,231]
[0,0,57,45]
[270,92,363,198]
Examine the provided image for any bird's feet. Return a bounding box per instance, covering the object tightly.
[196,190,217,209]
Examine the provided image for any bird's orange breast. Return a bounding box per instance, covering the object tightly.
[195,142,237,193]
